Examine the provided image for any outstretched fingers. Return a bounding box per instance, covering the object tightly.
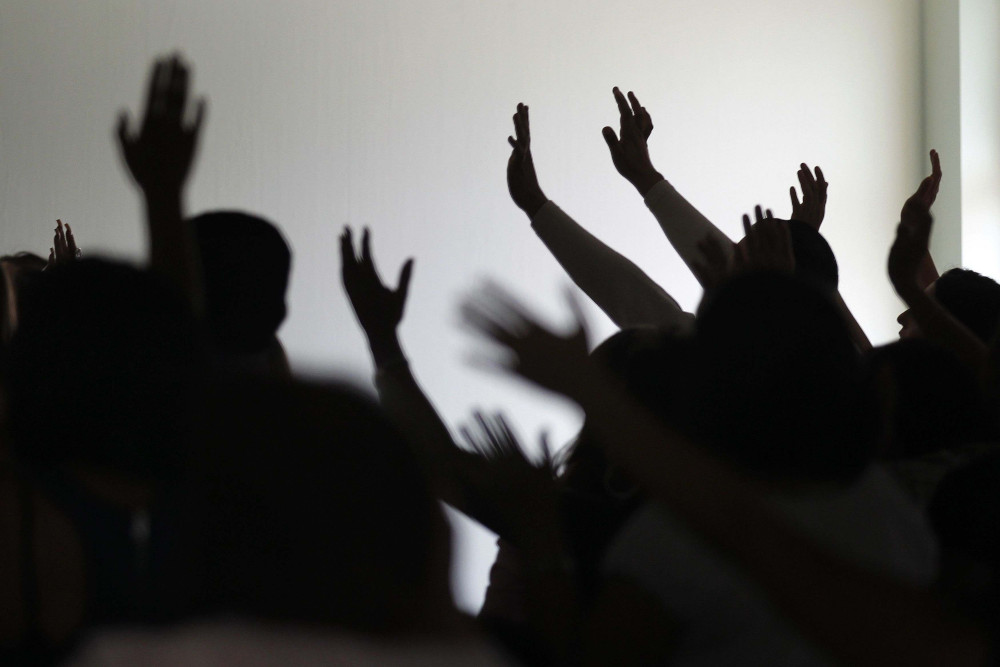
[396,258,414,300]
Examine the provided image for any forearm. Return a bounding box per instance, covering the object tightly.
[369,330,464,470]
[143,188,204,315]
[917,252,940,291]
[643,179,732,287]
[531,201,693,332]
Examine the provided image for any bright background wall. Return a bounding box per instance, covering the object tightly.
[1,0,928,611]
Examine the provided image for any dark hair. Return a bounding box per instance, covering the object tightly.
[191,211,291,354]
[5,259,206,479]
[864,339,997,459]
[172,378,445,633]
[935,268,1000,343]
[786,219,839,291]
[689,273,872,482]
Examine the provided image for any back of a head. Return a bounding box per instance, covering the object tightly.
[174,378,448,634]
[689,273,872,483]
[935,268,1000,343]
[865,339,996,459]
[6,259,205,480]
[191,211,291,355]
[784,220,839,292]
[562,328,691,495]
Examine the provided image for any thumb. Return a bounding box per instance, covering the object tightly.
[602,126,622,160]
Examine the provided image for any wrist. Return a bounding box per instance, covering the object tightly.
[522,191,549,219]
[631,169,664,197]
[367,329,404,368]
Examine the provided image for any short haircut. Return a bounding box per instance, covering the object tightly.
[935,268,1000,343]
[786,219,839,292]
[191,211,292,354]
[690,273,872,482]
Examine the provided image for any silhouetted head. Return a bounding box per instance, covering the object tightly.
[864,339,996,459]
[191,211,291,356]
[785,219,839,291]
[5,259,206,480]
[172,378,450,633]
[936,268,1000,342]
[561,328,691,499]
[898,269,1000,342]
[689,273,872,483]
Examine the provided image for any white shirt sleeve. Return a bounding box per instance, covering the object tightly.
[530,200,694,333]
[643,179,733,285]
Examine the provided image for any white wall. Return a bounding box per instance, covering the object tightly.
[960,0,1000,278]
[0,0,924,611]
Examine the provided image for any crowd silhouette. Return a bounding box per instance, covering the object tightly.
[2,52,1000,665]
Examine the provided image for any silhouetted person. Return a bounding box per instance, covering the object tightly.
[1,259,206,663]
[191,210,293,376]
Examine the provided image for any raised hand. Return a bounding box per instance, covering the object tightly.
[903,150,942,219]
[457,411,560,552]
[116,55,206,196]
[507,103,548,218]
[788,163,828,231]
[602,87,663,195]
[462,283,591,398]
[340,226,414,340]
[460,410,554,471]
[46,219,80,268]
[888,201,934,304]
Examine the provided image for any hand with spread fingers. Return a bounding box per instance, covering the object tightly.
[116,55,206,196]
[789,163,828,231]
[46,219,81,268]
[457,411,560,550]
[461,283,591,399]
[602,87,663,196]
[340,226,414,341]
[507,103,549,218]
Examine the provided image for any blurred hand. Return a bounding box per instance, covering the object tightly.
[116,55,206,196]
[458,411,560,553]
[507,103,548,217]
[788,163,828,231]
[602,87,663,195]
[46,219,80,268]
[462,282,591,398]
[340,226,414,339]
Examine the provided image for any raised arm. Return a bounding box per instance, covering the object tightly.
[889,195,987,371]
[339,226,470,506]
[462,285,987,667]
[785,163,872,351]
[116,55,206,313]
[602,88,731,286]
[507,103,692,331]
